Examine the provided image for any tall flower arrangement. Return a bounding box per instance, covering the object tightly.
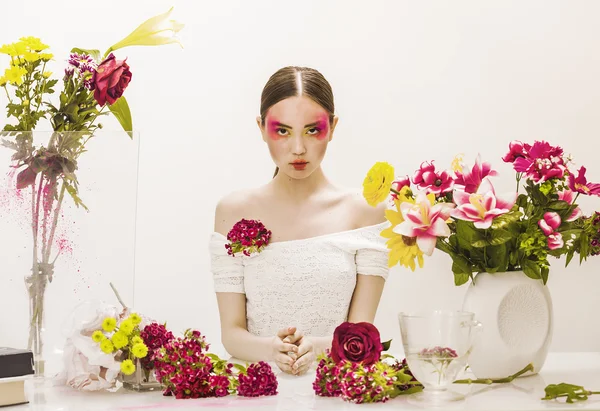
[362,141,599,285]
[0,7,183,374]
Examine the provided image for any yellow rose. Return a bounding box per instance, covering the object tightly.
[362,162,395,207]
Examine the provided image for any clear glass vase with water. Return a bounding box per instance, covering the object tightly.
[399,310,482,404]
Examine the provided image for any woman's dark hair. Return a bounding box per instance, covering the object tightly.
[259,66,335,178]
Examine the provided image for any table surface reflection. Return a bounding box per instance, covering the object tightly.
[7,352,600,411]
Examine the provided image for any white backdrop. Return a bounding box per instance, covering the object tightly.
[1,0,600,368]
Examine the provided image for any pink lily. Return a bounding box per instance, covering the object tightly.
[548,232,564,250]
[538,212,561,236]
[451,178,517,229]
[454,154,498,193]
[393,191,455,256]
[568,166,600,196]
[557,190,583,221]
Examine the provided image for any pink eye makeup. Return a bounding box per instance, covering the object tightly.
[305,114,330,140]
[266,120,290,140]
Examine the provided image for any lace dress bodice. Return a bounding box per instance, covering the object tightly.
[209,222,390,338]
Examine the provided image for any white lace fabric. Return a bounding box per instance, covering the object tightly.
[209,222,390,338]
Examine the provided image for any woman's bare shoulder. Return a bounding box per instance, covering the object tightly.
[342,187,388,228]
[214,188,263,235]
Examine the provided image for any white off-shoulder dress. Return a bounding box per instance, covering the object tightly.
[209,222,390,338]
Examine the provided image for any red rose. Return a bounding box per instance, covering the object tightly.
[331,322,383,366]
[92,53,132,106]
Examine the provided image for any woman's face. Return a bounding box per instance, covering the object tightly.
[258,95,338,179]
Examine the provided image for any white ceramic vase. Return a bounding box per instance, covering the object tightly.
[461,271,553,379]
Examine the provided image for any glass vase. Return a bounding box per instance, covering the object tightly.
[119,359,162,392]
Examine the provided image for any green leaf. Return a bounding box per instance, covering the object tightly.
[381,339,392,351]
[565,249,575,267]
[453,272,470,286]
[547,200,570,211]
[540,266,549,285]
[205,353,220,362]
[233,363,247,373]
[108,96,133,136]
[71,47,102,62]
[64,181,89,211]
[522,259,541,280]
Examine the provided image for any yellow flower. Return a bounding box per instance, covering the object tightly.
[42,71,52,78]
[131,343,148,359]
[0,42,27,57]
[381,187,424,271]
[129,313,142,326]
[451,153,465,173]
[3,65,27,86]
[120,359,136,376]
[111,331,129,349]
[92,330,106,343]
[131,336,143,345]
[19,36,50,51]
[0,77,7,87]
[119,319,134,335]
[39,53,53,61]
[107,7,184,53]
[102,317,117,332]
[363,162,395,207]
[22,52,40,62]
[100,339,115,354]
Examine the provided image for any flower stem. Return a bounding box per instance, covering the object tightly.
[453,363,534,384]
[43,181,65,263]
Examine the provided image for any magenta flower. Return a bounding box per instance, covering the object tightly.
[451,178,517,229]
[557,190,583,221]
[393,191,455,255]
[454,154,498,193]
[568,166,600,196]
[502,140,531,163]
[548,232,564,250]
[412,161,454,196]
[237,361,278,397]
[538,212,561,236]
[225,218,272,256]
[390,176,410,200]
[513,141,566,182]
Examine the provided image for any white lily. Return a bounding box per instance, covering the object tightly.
[106,7,184,54]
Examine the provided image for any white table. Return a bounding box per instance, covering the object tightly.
[8,352,600,410]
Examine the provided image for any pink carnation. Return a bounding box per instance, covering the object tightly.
[225,218,272,256]
[512,140,567,182]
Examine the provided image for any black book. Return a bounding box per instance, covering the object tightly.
[0,348,34,379]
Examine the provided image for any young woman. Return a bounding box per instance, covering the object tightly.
[209,66,389,376]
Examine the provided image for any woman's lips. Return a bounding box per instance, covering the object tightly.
[291,160,308,170]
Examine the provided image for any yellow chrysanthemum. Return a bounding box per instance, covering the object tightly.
[19,36,50,51]
[3,65,27,86]
[102,317,117,332]
[129,313,142,326]
[92,330,106,343]
[0,42,27,57]
[120,359,136,376]
[0,77,7,87]
[39,53,53,61]
[131,336,143,345]
[119,319,134,335]
[100,339,115,354]
[111,331,129,349]
[22,51,40,62]
[131,343,148,359]
[42,71,52,78]
[381,187,425,271]
[363,162,395,207]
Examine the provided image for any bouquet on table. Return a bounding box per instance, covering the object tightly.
[59,296,279,398]
[362,140,600,285]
